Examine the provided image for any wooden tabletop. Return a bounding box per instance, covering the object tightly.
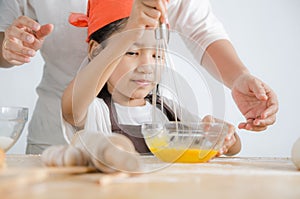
[1,154,300,199]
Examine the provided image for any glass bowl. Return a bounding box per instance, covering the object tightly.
[0,106,28,152]
[142,122,228,163]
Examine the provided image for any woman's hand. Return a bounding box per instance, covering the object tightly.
[231,73,278,131]
[2,16,53,65]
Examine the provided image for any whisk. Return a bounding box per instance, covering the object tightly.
[152,22,170,123]
[152,21,182,123]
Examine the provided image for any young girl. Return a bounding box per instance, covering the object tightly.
[62,0,241,156]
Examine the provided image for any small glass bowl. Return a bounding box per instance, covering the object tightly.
[142,121,228,163]
[0,106,28,152]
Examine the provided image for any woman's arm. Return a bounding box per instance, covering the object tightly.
[201,39,250,89]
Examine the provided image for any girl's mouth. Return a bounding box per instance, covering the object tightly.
[133,79,152,86]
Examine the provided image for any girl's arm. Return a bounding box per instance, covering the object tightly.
[62,0,167,127]
[62,34,137,127]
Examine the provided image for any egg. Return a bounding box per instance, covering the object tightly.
[291,137,300,169]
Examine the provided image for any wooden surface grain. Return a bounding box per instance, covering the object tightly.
[1,155,300,199]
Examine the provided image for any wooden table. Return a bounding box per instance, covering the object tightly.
[1,155,300,199]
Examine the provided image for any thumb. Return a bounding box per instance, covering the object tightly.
[250,80,268,100]
[35,24,54,40]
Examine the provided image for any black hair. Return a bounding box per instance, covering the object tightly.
[89,18,128,45]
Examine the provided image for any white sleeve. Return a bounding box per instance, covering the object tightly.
[84,98,112,136]
[168,0,230,63]
[0,0,37,32]
[61,98,112,143]
[60,112,77,144]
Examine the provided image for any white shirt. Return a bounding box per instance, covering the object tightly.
[0,0,229,153]
[115,101,168,125]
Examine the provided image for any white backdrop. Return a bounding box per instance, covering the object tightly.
[0,0,299,156]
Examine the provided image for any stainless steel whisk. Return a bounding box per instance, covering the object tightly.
[152,22,170,123]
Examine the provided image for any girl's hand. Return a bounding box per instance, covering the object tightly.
[201,115,241,156]
[139,0,169,23]
[124,0,168,38]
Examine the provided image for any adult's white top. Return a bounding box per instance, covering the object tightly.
[0,0,229,153]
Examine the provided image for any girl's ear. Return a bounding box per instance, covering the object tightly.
[88,40,103,60]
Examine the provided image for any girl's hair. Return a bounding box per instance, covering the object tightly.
[89,18,128,45]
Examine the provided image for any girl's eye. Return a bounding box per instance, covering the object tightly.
[126,52,139,56]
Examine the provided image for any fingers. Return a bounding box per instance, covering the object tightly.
[34,24,54,41]
[218,122,236,155]
[2,23,36,65]
[2,16,53,65]
[201,115,237,155]
[261,103,278,120]
[4,38,35,57]
[249,78,268,101]
[201,115,215,123]
[254,88,278,129]
[140,9,160,28]
[255,112,276,125]
[141,0,168,23]
[2,41,31,65]
[239,89,278,132]
[201,115,215,132]
[130,0,168,28]
[2,38,34,65]
[6,25,35,44]
[142,5,161,27]
[261,89,278,119]
[22,24,54,51]
[131,1,161,28]
[18,24,53,51]
[201,115,235,135]
[7,16,40,46]
[238,121,268,131]
[13,16,41,31]
[220,132,237,155]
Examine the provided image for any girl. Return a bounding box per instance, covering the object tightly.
[62,0,241,156]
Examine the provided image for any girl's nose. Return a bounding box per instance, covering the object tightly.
[136,63,154,74]
[137,54,155,74]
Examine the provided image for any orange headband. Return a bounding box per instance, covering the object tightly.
[69,0,133,41]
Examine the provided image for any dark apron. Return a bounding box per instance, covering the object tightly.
[98,88,177,154]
